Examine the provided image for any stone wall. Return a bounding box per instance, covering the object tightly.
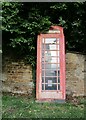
[2,52,85,97]
[66,52,85,97]
[2,57,34,96]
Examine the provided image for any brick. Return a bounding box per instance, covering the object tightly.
[2,52,85,97]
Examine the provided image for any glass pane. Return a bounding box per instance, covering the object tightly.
[45,84,57,90]
[45,38,56,44]
[42,63,44,69]
[45,44,49,50]
[42,77,44,83]
[58,77,60,83]
[57,58,60,63]
[58,84,60,90]
[42,71,44,76]
[45,70,57,76]
[42,44,44,49]
[45,64,57,69]
[57,51,60,56]
[57,45,60,50]
[51,51,57,56]
[42,50,44,56]
[42,57,44,62]
[45,44,57,50]
[45,57,57,63]
[45,77,57,83]
[58,64,60,69]
[58,70,60,76]
[42,84,44,90]
[45,51,57,57]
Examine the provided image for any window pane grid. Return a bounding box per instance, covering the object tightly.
[42,83,60,90]
[41,38,60,91]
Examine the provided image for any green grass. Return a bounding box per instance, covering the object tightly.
[2,94,85,118]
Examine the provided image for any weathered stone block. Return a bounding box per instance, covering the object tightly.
[66,52,85,97]
[2,58,33,96]
[2,52,85,97]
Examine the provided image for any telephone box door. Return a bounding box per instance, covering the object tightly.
[36,26,65,102]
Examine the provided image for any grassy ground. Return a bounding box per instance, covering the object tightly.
[2,94,85,119]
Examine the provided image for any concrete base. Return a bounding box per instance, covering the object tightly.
[36,99,65,103]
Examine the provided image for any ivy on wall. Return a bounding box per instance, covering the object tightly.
[2,2,86,66]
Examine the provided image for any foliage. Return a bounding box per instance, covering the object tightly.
[2,94,84,118]
[2,2,86,66]
[49,2,86,52]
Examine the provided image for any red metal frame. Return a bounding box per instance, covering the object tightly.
[36,26,65,101]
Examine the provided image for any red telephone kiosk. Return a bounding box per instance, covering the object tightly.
[36,26,65,102]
